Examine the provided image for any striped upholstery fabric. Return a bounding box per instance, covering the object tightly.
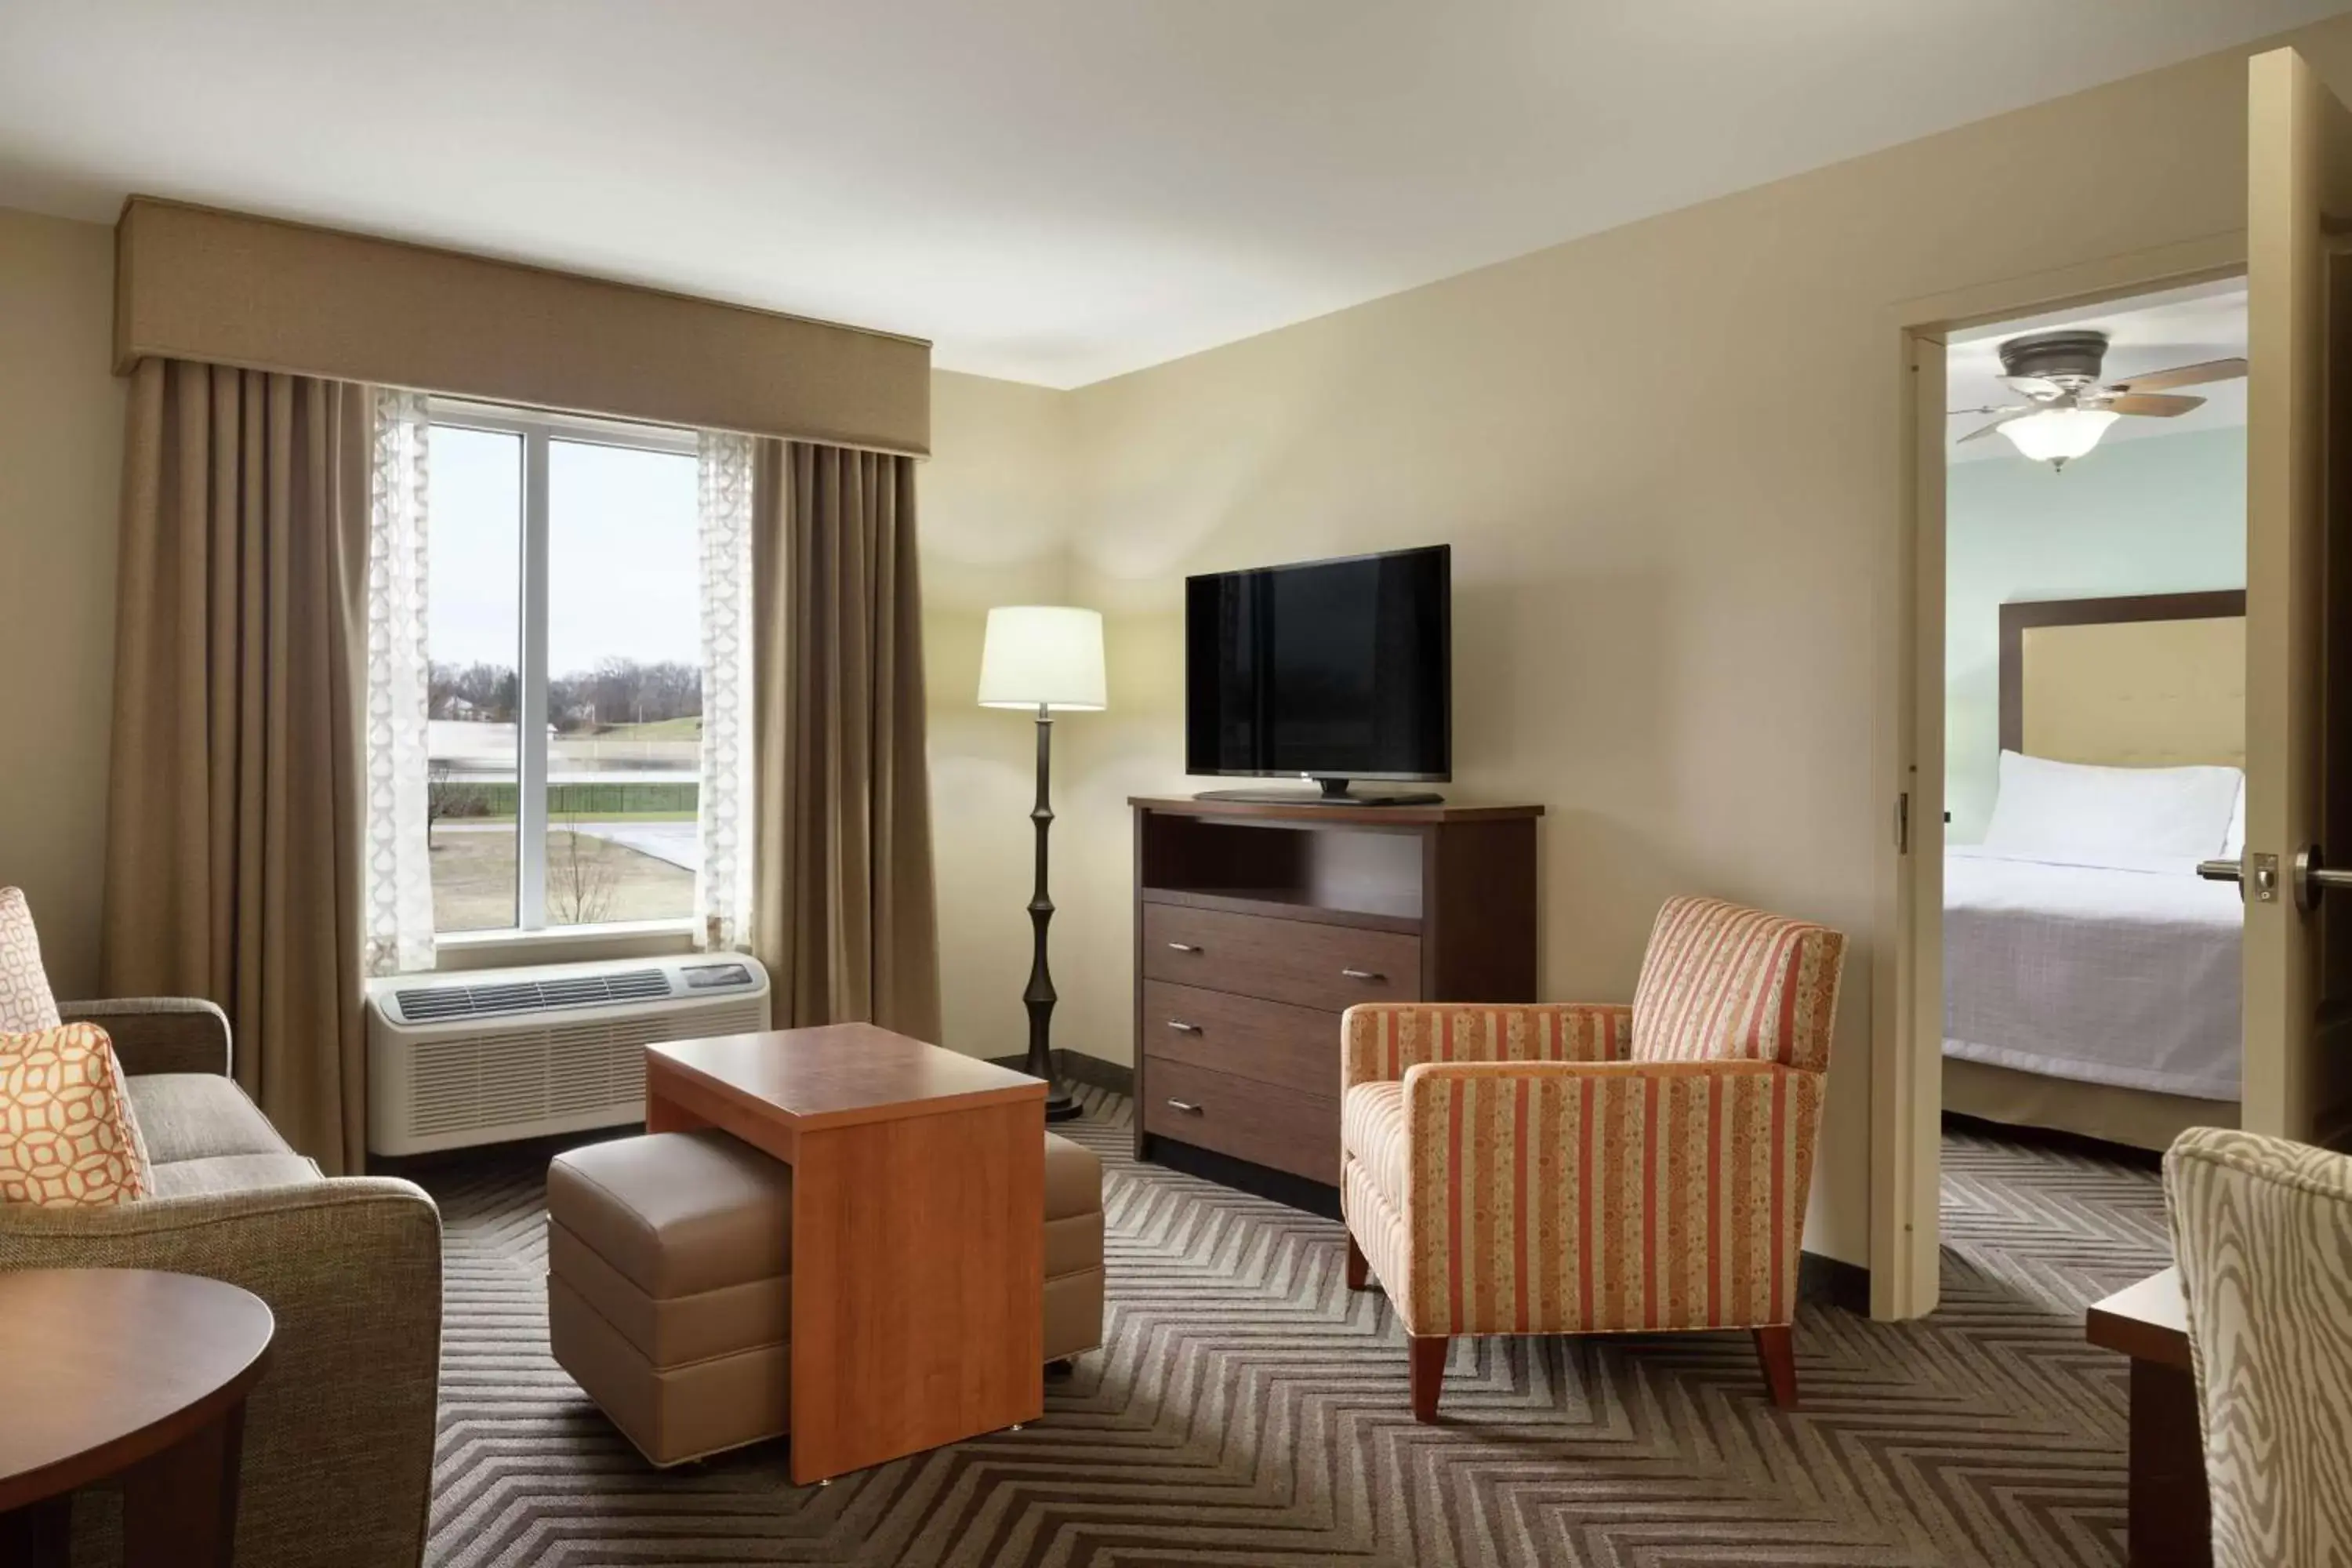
[1342,1153,1416,1322]
[1341,1082,1410,1211]
[1342,1003,1630,1090]
[1631,896,1843,1072]
[1338,897,1844,1341]
[2165,1127,2352,1568]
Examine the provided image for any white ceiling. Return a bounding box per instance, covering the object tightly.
[1947,280,2249,463]
[0,2,2343,388]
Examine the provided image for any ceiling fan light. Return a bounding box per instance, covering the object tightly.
[1999,407,2120,466]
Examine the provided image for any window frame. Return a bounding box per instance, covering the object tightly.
[426,397,702,941]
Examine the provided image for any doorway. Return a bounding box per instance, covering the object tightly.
[1873,43,2352,1345]
[1933,281,2250,1316]
[1870,237,2249,1320]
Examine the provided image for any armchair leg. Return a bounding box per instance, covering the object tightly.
[1345,1235,1370,1291]
[1409,1335,1448,1422]
[1753,1326,1798,1410]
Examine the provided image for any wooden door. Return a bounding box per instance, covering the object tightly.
[2239,47,2352,1144]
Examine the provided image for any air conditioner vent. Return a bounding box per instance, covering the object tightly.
[604,970,674,1001]
[393,987,478,1025]
[366,956,771,1156]
[391,968,674,1025]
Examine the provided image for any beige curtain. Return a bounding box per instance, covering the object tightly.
[100,359,371,1173]
[750,440,942,1039]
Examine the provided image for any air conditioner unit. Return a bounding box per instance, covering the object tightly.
[366,953,771,1156]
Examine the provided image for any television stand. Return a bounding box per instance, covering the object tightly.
[1130,794,1542,1200]
[1193,779,1445,807]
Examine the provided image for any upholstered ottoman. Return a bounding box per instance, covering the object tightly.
[1043,1131,1106,1367]
[548,1127,1105,1467]
[546,1131,793,1467]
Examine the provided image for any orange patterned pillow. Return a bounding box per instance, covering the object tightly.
[0,1023,149,1205]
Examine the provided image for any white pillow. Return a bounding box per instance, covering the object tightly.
[1980,751,2244,861]
[2222,776,2247,860]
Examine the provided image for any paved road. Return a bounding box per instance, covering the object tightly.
[437,820,700,873]
[577,822,699,872]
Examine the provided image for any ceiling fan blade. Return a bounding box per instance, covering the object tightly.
[1947,404,2027,417]
[1956,419,2015,444]
[2001,375,2063,399]
[2104,392,2205,417]
[2108,357,2248,394]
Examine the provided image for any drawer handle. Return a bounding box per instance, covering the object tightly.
[1166,941,1202,953]
[1341,968,1387,982]
[1166,1020,1202,1034]
[1165,1098,1203,1114]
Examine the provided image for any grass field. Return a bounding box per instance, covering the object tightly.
[595,716,703,740]
[430,829,693,932]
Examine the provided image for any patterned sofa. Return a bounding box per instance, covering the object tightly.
[0,891,443,1568]
[1338,895,1846,1420]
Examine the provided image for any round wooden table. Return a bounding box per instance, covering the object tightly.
[0,1269,275,1568]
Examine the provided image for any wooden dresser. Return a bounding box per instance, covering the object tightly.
[1130,797,1543,1194]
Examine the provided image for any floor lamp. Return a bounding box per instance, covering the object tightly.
[978,606,1105,1123]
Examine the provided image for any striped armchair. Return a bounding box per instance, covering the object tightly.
[1339,895,1846,1421]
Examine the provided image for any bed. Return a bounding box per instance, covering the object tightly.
[1942,590,2246,1151]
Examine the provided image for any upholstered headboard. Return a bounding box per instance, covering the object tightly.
[1998,590,2246,769]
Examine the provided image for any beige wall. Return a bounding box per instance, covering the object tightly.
[0,208,123,999]
[920,369,1076,1062]
[993,20,2352,1270]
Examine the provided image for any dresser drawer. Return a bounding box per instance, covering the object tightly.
[1142,903,1421,1014]
[1142,981,1340,1100]
[1143,1058,1339,1185]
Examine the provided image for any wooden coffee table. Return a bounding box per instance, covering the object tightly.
[644,1023,1047,1483]
[0,1269,274,1568]
[2086,1266,2209,1568]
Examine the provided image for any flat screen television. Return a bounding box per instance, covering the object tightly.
[1185,544,1450,804]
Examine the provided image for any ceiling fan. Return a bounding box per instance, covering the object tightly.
[1948,328,2247,470]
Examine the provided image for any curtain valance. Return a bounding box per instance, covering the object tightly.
[114,198,931,457]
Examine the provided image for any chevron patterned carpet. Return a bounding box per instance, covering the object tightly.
[420,1094,2170,1568]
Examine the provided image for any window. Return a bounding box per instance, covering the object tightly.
[425,401,702,935]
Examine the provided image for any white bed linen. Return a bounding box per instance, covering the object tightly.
[1944,844,2241,1101]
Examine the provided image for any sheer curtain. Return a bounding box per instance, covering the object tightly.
[362,390,435,976]
[695,431,756,950]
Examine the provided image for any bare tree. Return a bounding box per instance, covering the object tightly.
[548,815,621,926]
[549,658,702,734]
[426,760,454,850]
[434,657,701,732]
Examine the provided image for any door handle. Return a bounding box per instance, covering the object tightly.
[2196,858,2242,883]
[1164,1098,1203,1114]
[1165,942,1201,953]
[1165,1020,1202,1034]
[2296,846,2352,912]
[1340,968,1385,982]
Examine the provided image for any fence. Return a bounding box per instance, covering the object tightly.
[434,780,699,818]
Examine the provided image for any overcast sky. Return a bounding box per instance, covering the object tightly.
[428,426,701,675]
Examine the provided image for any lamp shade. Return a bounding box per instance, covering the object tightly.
[1999,407,2118,466]
[978,605,1107,711]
